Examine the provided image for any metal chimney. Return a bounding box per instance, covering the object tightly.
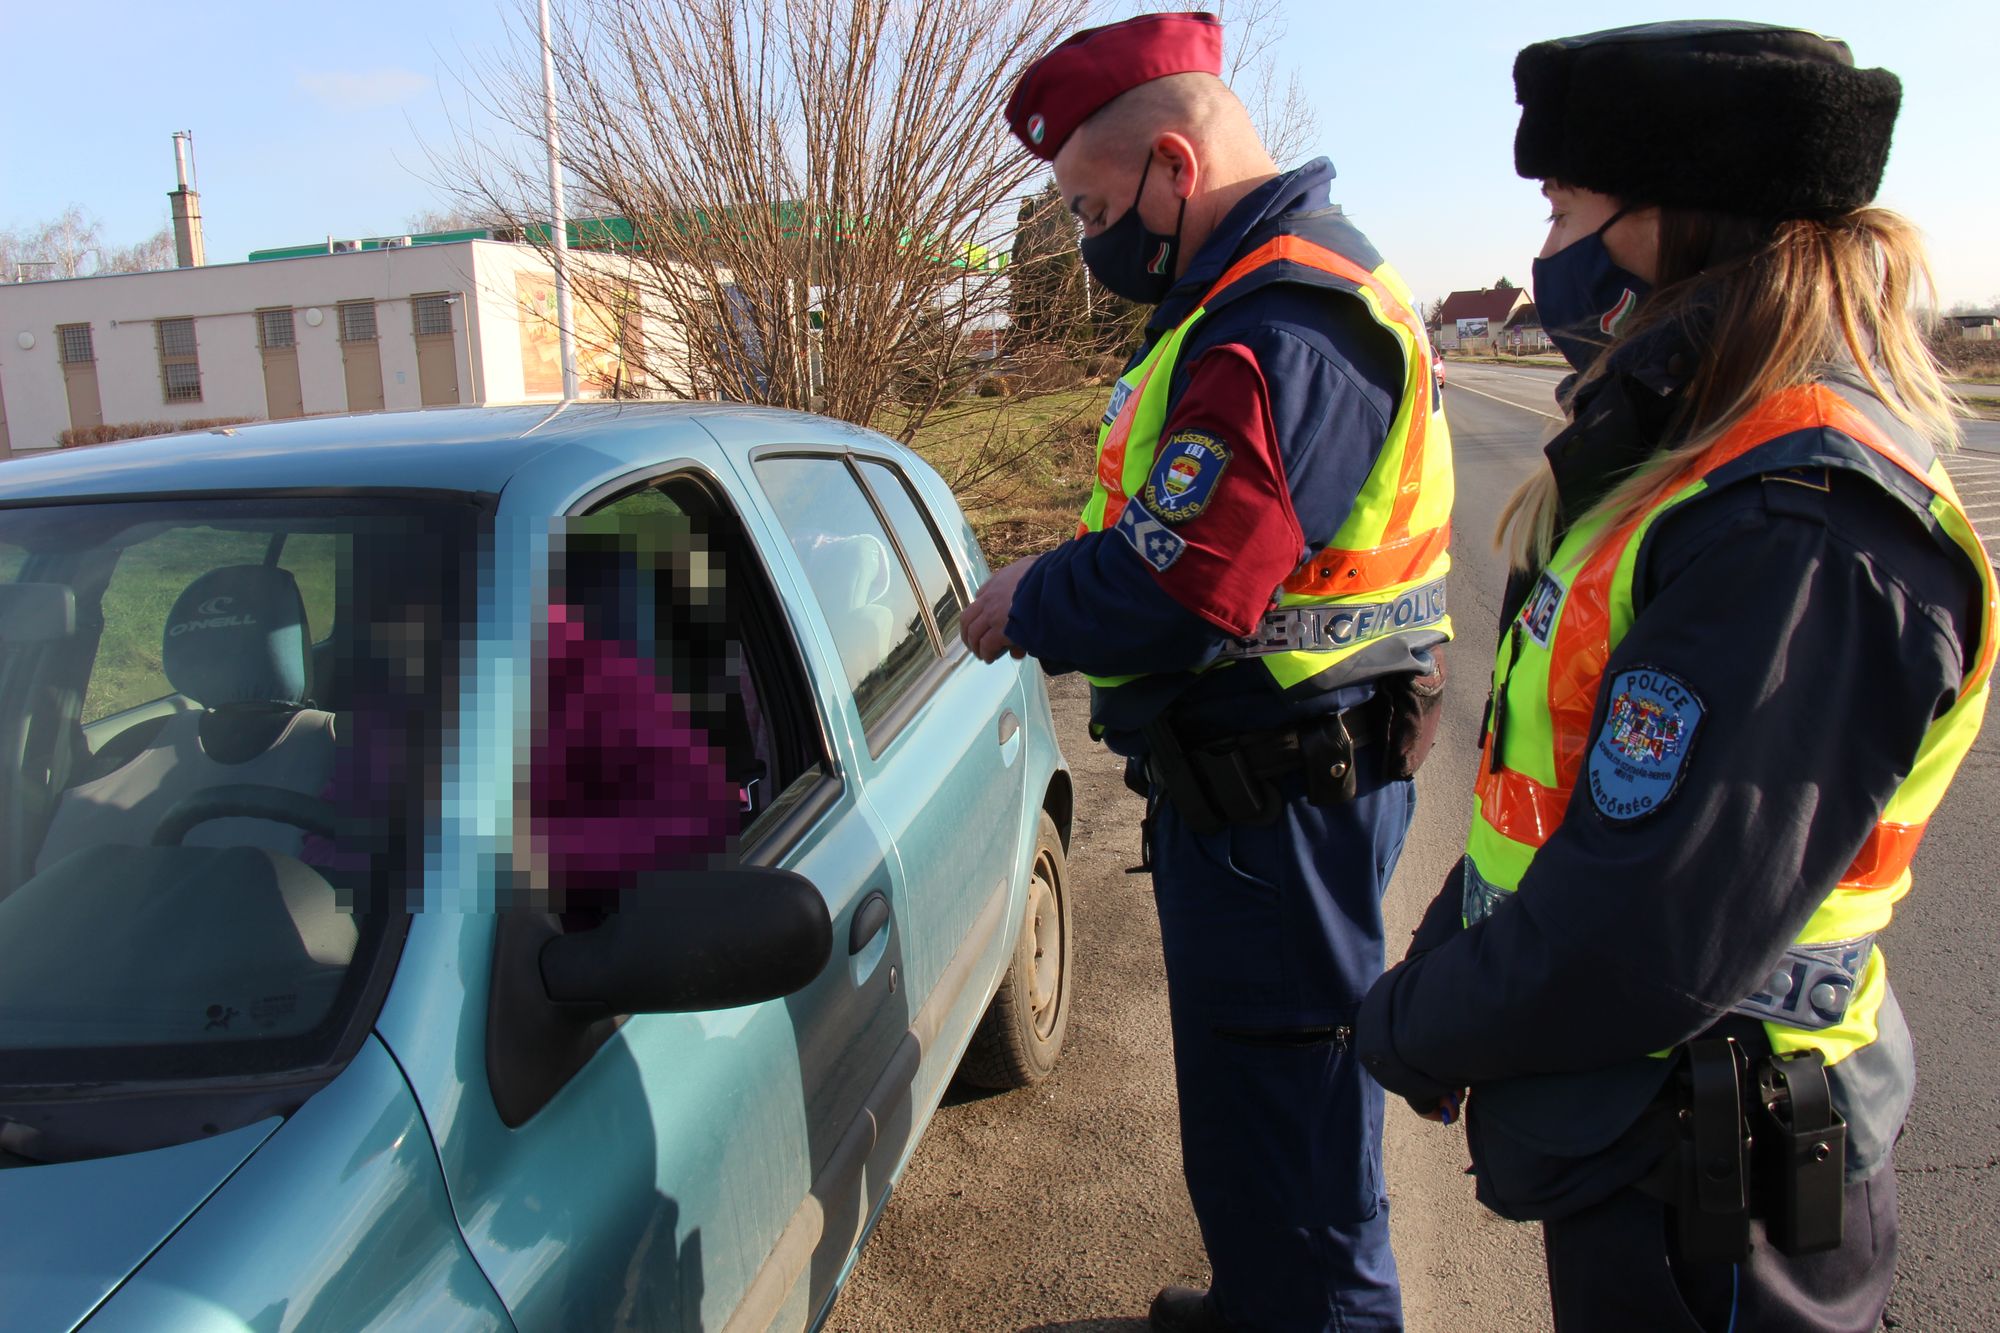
[169,131,206,268]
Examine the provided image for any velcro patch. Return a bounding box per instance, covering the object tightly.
[1142,429,1231,524]
[1115,501,1186,572]
[1587,666,1704,822]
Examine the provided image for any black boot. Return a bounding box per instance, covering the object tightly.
[1148,1285,1236,1332]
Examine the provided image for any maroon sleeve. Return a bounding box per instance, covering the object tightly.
[1137,342,1304,636]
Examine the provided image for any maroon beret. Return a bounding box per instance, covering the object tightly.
[1005,12,1224,162]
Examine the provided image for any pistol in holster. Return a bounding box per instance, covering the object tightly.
[1640,1037,1848,1263]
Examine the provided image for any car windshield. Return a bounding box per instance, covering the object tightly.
[0,496,469,1110]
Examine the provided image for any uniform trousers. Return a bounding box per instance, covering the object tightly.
[1150,758,1414,1332]
[1542,1159,1899,1332]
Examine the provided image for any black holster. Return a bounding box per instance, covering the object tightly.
[1136,707,1368,837]
[1638,1038,1847,1263]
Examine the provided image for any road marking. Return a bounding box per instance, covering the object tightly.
[1445,380,1563,423]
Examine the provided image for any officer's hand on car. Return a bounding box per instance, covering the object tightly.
[961,556,1040,664]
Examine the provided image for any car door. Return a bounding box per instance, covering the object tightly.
[452,468,915,1333]
[746,452,1029,1118]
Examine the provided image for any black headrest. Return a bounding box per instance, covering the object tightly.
[162,565,311,709]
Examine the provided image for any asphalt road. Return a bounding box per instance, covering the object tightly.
[825,363,2000,1331]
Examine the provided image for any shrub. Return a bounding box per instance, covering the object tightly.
[58,417,257,448]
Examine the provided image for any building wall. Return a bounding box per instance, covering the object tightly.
[0,240,709,457]
[0,244,493,454]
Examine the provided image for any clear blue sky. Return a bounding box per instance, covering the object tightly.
[4,2,1995,308]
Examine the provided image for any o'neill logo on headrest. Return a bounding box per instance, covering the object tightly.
[170,593,259,637]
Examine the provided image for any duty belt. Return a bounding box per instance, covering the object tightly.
[1218,577,1449,660]
[1460,861,1876,1032]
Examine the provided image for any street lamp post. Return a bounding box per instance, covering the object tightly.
[539,0,579,400]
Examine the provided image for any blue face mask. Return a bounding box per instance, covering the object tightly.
[1079,154,1186,306]
[1531,209,1651,371]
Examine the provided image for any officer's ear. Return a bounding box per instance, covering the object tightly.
[1151,132,1200,200]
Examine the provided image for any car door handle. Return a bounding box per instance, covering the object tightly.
[997,710,1020,745]
[849,890,891,955]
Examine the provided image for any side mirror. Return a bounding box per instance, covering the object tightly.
[539,866,833,1014]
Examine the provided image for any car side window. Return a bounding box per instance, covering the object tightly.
[537,475,827,897]
[753,455,940,738]
[857,459,965,643]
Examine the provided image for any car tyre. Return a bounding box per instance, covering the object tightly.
[957,811,1071,1089]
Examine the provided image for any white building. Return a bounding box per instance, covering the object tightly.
[0,240,685,458]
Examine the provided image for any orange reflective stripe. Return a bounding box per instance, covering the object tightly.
[1473,740,1567,849]
[1842,821,1927,891]
[1204,236,1434,542]
[1282,521,1452,595]
[1079,359,1162,538]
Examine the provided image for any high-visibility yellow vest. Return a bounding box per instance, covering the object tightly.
[1076,227,1456,694]
[1465,381,1998,1066]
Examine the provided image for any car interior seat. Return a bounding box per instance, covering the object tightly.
[35,564,337,872]
[811,533,896,679]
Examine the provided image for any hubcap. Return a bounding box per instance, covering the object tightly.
[1026,851,1063,1040]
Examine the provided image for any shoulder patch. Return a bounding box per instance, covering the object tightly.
[1587,666,1705,823]
[1114,500,1186,572]
[1142,429,1232,524]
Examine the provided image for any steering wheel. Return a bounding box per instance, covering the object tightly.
[151,784,347,847]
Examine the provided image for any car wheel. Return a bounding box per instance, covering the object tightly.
[956,811,1071,1089]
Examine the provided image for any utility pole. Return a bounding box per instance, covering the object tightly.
[539,0,578,399]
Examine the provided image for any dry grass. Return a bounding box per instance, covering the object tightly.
[905,387,1103,563]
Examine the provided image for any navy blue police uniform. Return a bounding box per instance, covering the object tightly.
[1005,158,1422,1332]
[1355,22,1982,1331]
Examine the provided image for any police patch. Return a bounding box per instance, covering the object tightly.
[1115,500,1185,572]
[1142,429,1231,524]
[1587,667,1704,822]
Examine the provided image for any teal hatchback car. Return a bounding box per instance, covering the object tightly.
[0,404,1073,1331]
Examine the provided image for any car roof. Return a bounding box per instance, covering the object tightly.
[0,403,898,503]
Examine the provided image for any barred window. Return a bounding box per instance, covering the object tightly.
[259,308,296,349]
[156,318,201,403]
[338,301,378,343]
[58,323,94,364]
[411,294,453,337]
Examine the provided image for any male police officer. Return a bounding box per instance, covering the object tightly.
[959,13,1453,1331]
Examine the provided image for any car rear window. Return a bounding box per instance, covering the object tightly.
[753,455,940,736]
[858,459,964,643]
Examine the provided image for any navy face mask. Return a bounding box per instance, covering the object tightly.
[1079,154,1186,306]
[1531,208,1651,371]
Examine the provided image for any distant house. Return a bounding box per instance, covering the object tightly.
[1947,312,1999,341]
[1436,287,1533,351]
[1504,301,1553,353]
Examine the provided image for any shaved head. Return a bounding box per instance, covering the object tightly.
[1066,73,1253,172]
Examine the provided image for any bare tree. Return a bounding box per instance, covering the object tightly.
[100,226,177,274]
[405,205,509,235]
[438,0,1087,446]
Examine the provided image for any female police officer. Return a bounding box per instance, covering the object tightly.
[1354,21,1993,1332]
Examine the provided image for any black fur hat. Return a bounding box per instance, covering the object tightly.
[1514,20,1901,218]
